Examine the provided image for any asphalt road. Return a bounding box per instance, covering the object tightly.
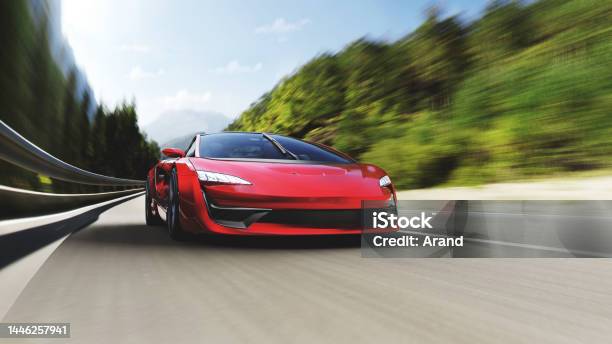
[2,195,612,343]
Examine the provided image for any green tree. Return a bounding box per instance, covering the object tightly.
[469,0,535,65]
[226,0,612,188]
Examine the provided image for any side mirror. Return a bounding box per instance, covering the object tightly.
[162,148,185,158]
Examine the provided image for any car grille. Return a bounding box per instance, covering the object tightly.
[203,191,395,230]
[257,209,363,229]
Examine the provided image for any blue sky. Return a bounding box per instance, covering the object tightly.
[62,0,488,126]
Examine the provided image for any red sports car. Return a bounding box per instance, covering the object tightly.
[145,132,396,239]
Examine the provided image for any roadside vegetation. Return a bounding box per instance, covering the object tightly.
[227,0,612,189]
[0,1,159,192]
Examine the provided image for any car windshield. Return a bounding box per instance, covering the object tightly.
[198,133,351,163]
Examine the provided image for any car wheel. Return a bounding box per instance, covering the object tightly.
[145,179,163,226]
[167,168,189,241]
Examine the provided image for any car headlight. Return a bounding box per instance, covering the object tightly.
[197,171,251,185]
[379,175,392,187]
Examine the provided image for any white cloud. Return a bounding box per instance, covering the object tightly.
[119,43,151,53]
[161,90,212,110]
[255,18,311,34]
[210,60,263,75]
[128,66,164,80]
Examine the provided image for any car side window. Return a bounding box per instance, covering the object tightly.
[186,139,196,157]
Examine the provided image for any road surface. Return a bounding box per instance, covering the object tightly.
[396,174,612,200]
[2,195,612,343]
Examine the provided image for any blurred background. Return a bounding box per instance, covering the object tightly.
[1,0,611,193]
[0,1,159,193]
[228,0,612,190]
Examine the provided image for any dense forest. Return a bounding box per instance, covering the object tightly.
[0,1,159,192]
[227,0,612,189]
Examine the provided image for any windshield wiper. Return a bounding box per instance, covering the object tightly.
[262,133,299,160]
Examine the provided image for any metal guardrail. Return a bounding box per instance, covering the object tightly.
[0,185,144,220]
[0,120,146,220]
[0,120,143,186]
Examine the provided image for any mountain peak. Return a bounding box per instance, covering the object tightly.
[144,110,231,145]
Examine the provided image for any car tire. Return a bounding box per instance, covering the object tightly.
[145,179,163,226]
[167,168,189,241]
